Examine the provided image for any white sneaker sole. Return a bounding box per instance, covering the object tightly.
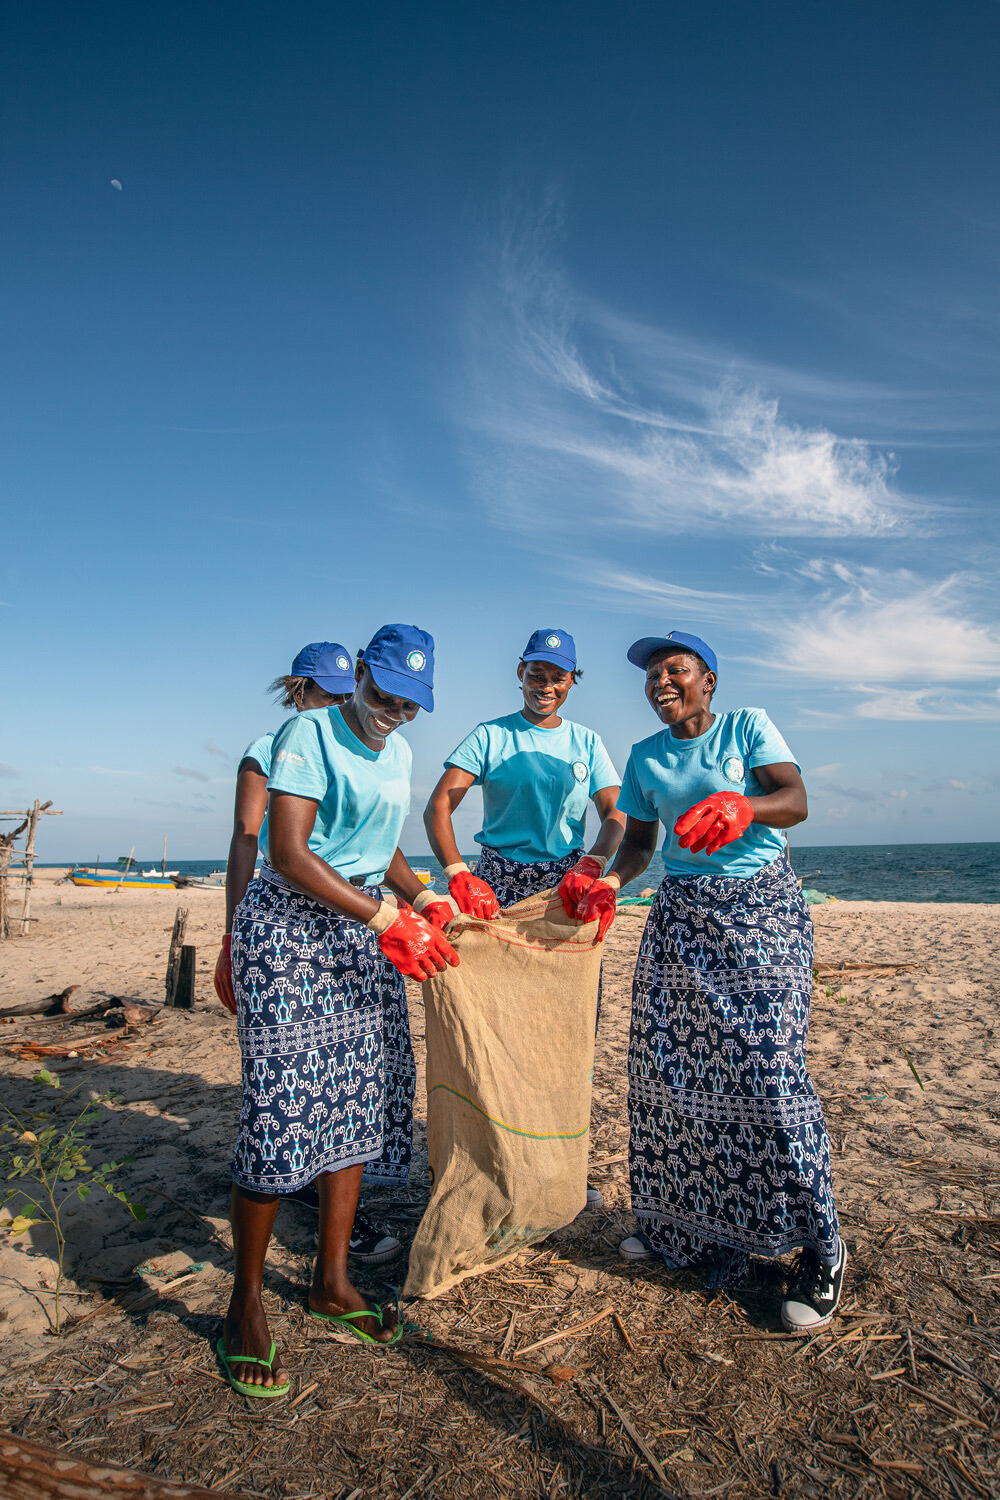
[350,1239,401,1265]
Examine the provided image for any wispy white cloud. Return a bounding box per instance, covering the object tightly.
[173,765,211,783]
[0,762,19,779]
[90,766,142,776]
[464,211,914,538]
[806,763,844,777]
[574,563,744,619]
[768,564,1000,691]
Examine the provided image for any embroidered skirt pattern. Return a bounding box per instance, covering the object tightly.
[230,865,415,1194]
[629,856,839,1287]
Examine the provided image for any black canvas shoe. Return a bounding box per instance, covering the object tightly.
[585,1183,605,1209]
[780,1241,847,1334]
[287,1185,401,1265]
[348,1209,402,1265]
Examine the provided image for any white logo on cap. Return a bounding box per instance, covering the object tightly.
[406,650,426,672]
[336,655,350,671]
[545,634,561,648]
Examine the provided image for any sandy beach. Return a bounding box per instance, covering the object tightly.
[0,869,997,1497]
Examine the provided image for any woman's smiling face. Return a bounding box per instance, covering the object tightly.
[518,659,574,720]
[644,649,716,727]
[349,665,419,742]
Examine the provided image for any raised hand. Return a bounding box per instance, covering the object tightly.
[674,792,753,857]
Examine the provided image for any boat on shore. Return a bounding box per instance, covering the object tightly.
[67,867,176,890]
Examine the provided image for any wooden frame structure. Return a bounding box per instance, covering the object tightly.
[0,799,63,939]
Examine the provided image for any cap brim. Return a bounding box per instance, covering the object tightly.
[368,661,434,712]
[311,673,355,694]
[627,637,716,672]
[521,650,576,673]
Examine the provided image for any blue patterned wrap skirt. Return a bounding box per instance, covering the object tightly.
[474,845,583,907]
[629,855,839,1287]
[230,863,416,1194]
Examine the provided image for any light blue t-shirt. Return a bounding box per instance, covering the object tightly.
[446,711,620,864]
[617,708,797,878]
[242,731,276,776]
[260,707,412,886]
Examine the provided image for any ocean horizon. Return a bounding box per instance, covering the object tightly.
[38,841,1000,903]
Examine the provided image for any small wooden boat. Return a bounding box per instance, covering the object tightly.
[68,868,176,890]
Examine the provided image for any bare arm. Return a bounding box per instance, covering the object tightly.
[423,766,477,869]
[605,816,660,890]
[225,759,269,932]
[383,846,432,906]
[747,762,808,829]
[588,785,626,864]
[267,791,382,924]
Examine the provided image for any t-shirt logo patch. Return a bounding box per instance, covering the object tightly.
[336,654,350,671]
[722,756,745,783]
[573,761,588,782]
[545,634,561,648]
[406,650,426,671]
[276,749,306,765]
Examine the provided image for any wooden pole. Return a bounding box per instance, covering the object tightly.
[164,906,188,1004]
[113,846,135,894]
[19,799,41,936]
[161,834,167,876]
[174,944,196,1009]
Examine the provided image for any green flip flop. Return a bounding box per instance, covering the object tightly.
[216,1337,291,1398]
[308,1299,403,1347]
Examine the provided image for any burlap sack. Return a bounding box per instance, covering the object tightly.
[404,889,602,1299]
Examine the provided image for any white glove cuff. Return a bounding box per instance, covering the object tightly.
[584,853,608,873]
[443,861,470,879]
[365,901,399,936]
[603,872,621,891]
[412,887,443,913]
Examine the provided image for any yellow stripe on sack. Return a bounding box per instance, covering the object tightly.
[427,1084,589,1140]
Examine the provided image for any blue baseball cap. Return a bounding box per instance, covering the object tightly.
[521,628,577,674]
[627,630,718,675]
[362,624,435,712]
[290,641,356,693]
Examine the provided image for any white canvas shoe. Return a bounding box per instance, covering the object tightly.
[619,1234,652,1261]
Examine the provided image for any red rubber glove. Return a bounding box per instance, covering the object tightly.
[674,792,754,857]
[213,935,237,1016]
[558,854,606,920]
[448,869,500,920]
[576,879,617,942]
[376,906,460,981]
[423,899,458,931]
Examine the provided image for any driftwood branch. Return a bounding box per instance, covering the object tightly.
[0,986,79,1020]
[0,1430,247,1498]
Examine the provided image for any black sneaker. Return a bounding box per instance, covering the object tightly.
[781,1241,847,1334]
[349,1209,402,1265]
[287,1185,401,1266]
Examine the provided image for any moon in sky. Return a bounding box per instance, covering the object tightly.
[110,179,122,190]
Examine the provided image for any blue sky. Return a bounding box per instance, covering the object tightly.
[2,1,998,861]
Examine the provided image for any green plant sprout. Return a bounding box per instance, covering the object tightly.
[1,1068,146,1333]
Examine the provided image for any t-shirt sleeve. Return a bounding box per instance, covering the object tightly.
[588,733,620,796]
[444,723,490,783]
[241,734,273,777]
[266,716,328,800]
[745,710,800,772]
[616,748,659,823]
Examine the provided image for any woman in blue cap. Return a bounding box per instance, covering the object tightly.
[219,625,459,1396]
[424,628,624,921]
[212,643,402,1266]
[587,631,845,1334]
[214,641,356,1015]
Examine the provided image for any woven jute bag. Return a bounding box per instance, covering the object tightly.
[404,889,602,1299]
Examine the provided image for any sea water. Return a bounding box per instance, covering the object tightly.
[44,842,997,902]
